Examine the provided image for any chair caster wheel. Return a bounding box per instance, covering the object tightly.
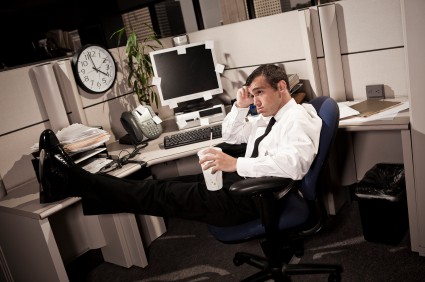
[233,257,244,266]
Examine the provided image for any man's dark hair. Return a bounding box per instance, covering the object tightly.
[245,64,289,91]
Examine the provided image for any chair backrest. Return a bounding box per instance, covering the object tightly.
[299,96,340,201]
[207,96,340,242]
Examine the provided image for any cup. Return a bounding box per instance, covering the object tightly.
[197,147,223,191]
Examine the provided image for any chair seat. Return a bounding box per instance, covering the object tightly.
[208,192,309,242]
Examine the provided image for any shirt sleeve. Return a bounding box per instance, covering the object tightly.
[221,104,251,144]
[236,106,322,180]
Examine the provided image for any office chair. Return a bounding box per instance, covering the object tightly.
[208,96,342,282]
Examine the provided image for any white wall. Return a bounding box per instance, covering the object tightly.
[200,0,222,28]
[402,0,425,252]
[188,10,315,99]
[0,64,56,189]
[336,0,406,100]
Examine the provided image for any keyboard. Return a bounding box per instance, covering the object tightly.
[164,124,222,149]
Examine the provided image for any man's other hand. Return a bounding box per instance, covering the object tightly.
[199,148,237,174]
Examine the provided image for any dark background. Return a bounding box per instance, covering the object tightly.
[0,0,318,69]
[0,0,160,69]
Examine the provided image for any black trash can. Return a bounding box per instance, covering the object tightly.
[354,163,408,245]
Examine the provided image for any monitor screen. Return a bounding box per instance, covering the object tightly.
[149,42,223,111]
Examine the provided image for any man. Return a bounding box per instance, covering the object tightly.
[39,64,322,227]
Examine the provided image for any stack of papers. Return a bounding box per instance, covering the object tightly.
[31,124,110,153]
[288,74,300,91]
[338,103,360,119]
[58,124,110,153]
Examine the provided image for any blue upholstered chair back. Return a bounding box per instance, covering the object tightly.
[300,96,340,201]
[208,96,339,242]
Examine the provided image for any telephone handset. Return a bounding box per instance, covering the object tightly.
[120,105,163,145]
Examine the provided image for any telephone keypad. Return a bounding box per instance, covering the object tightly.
[141,120,162,139]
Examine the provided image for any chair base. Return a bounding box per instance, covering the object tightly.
[234,252,342,282]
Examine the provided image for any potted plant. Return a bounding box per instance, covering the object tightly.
[111,25,163,107]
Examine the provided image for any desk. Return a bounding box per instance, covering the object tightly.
[0,170,166,281]
[334,109,423,255]
[0,119,220,282]
[338,109,411,182]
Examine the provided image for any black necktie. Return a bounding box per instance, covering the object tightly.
[250,117,276,158]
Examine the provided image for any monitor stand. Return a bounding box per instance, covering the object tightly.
[174,102,227,130]
[175,98,214,114]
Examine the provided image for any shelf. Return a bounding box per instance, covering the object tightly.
[72,147,108,164]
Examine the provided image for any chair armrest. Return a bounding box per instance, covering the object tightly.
[229,176,295,197]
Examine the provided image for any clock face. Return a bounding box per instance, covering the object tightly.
[71,44,117,94]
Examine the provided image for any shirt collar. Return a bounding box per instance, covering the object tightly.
[261,98,297,123]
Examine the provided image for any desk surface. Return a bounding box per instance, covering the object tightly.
[339,98,410,131]
[339,109,410,131]
[107,121,224,177]
[0,178,80,219]
[0,109,410,220]
[0,119,223,220]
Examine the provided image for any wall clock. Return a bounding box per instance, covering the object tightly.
[71,44,117,94]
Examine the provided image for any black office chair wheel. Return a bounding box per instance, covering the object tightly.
[233,252,249,266]
[233,256,244,266]
[328,272,342,282]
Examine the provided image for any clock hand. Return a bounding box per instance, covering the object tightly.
[86,69,96,75]
[96,69,109,76]
[88,53,99,70]
[88,54,107,75]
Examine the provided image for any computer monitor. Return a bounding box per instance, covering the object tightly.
[149,41,223,112]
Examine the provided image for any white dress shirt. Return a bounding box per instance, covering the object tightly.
[222,98,322,180]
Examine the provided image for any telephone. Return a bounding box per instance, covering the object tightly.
[120,105,163,144]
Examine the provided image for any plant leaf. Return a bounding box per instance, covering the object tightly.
[111,25,163,106]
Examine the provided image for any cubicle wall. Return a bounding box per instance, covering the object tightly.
[0,0,411,193]
[331,0,407,100]
[319,0,406,183]
[0,64,65,190]
[188,9,324,101]
[402,0,425,255]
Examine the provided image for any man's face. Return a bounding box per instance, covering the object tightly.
[248,75,285,117]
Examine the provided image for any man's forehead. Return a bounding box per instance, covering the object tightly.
[248,76,271,92]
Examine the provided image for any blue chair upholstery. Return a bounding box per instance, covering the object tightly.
[208,96,342,281]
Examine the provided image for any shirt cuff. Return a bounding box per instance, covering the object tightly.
[236,157,253,177]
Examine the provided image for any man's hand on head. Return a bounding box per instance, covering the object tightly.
[236,86,253,108]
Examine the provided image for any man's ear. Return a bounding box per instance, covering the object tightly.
[278,80,287,92]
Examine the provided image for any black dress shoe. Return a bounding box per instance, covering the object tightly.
[38,129,79,204]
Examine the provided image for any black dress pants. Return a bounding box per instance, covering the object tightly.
[70,167,260,227]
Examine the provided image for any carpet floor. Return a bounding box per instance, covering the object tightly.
[75,202,425,282]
